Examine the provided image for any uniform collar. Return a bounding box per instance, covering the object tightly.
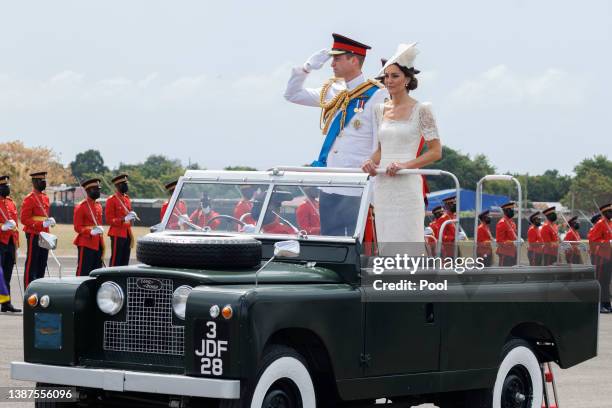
[346,73,365,90]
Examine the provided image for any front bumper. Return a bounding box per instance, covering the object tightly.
[11,362,240,399]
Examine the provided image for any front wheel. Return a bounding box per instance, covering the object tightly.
[221,345,316,408]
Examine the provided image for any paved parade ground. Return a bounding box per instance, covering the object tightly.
[1,257,611,407]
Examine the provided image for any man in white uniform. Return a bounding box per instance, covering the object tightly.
[284,33,388,236]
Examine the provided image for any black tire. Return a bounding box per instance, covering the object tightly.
[34,383,77,407]
[136,232,262,269]
[222,345,316,408]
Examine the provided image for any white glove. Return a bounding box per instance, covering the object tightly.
[124,211,137,222]
[303,49,331,73]
[240,224,257,233]
[424,227,434,236]
[458,231,468,241]
[43,217,56,228]
[177,214,190,226]
[1,220,16,231]
[559,242,571,251]
[91,226,104,236]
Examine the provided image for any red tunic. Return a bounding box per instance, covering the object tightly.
[495,216,517,257]
[73,198,104,250]
[189,209,221,229]
[563,228,582,262]
[476,222,493,258]
[161,199,188,229]
[527,225,543,254]
[588,218,612,261]
[0,197,19,246]
[262,217,295,234]
[20,190,50,235]
[233,199,253,220]
[296,199,320,235]
[540,221,559,256]
[105,193,133,238]
[438,212,456,257]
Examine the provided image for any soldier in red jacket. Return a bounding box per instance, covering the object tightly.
[0,175,21,312]
[20,171,56,288]
[296,187,320,235]
[160,180,187,230]
[527,212,543,266]
[476,210,494,267]
[588,203,612,313]
[234,185,257,221]
[73,178,104,276]
[563,216,582,264]
[189,194,221,230]
[540,206,559,266]
[105,174,137,267]
[428,206,444,242]
[439,196,457,258]
[496,201,518,266]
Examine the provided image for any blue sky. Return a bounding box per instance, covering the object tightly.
[0,0,610,175]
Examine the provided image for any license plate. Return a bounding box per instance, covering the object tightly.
[193,319,230,377]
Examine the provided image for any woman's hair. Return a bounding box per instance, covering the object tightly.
[392,63,419,92]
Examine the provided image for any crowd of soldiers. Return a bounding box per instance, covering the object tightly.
[426,196,611,313]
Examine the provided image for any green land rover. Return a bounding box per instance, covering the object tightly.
[11,168,599,408]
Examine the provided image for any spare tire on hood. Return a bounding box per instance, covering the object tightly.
[136,232,262,269]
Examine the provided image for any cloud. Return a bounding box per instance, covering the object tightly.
[447,65,587,109]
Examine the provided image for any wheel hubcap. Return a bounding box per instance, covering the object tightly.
[262,379,302,408]
[501,365,533,408]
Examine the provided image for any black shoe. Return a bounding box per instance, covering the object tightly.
[600,306,611,314]
[1,303,21,313]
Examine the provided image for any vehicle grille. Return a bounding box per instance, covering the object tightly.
[103,277,184,356]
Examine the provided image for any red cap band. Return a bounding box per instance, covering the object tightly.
[332,42,367,56]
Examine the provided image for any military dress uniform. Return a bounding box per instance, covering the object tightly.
[476,210,494,267]
[296,198,321,235]
[0,175,20,311]
[73,178,104,276]
[527,212,543,266]
[438,196,457,258]
[284,33,388,236]
[189,208,221,230]
[563,216,583,264]
[427,206,444,256]
[105,174,135,267]
[20,172,53,288]
[160,181,187,229]
[540,206,559,266]
[587,203,612,311]
[496,202,518,266]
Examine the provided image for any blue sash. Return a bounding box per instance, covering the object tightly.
[311,85,380,167]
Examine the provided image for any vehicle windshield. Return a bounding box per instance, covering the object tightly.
[163,181,365,238]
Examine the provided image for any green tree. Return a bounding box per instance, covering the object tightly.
[563,155,612,210]
[424,146,496,191]
[224,165,258,171]
[70,149,109,180]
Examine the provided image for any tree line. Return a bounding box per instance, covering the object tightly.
[1,140,609,211]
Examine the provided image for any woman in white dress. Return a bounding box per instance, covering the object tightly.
[361,43,442,255]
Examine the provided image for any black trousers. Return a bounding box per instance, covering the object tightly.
[110,236,131,267]
[542,254,558,266]
[528,251,542,266]
[480,251,493,267]
[498,254,517,267]
[77,246,103,276]
[0,238,16,296]
[24,233,49,289]
[595,256,611,308]
[319,192,361,237]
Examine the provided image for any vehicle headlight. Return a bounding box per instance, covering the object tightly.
[97,282,124,315]
[172,285,192,319]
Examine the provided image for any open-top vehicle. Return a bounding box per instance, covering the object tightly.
[12,167,599,408]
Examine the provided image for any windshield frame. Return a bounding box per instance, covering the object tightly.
[160,171,372,242]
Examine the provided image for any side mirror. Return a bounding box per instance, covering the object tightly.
[273,240,300,258]
[38,232,58,250]
[150,223,163,233]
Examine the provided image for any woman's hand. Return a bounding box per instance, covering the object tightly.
[361,159,378,176]
[385,161,406,176]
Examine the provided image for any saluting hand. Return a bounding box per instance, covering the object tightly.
[303,49,331,73]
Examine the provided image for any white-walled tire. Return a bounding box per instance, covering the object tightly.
[492,339,543,408]
[247,345,316,408]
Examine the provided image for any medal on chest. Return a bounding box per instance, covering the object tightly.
[353,119,362,130]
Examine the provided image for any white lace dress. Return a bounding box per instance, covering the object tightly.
[373,102,440,255]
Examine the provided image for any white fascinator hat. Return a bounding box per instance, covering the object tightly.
[377,42,420,77]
